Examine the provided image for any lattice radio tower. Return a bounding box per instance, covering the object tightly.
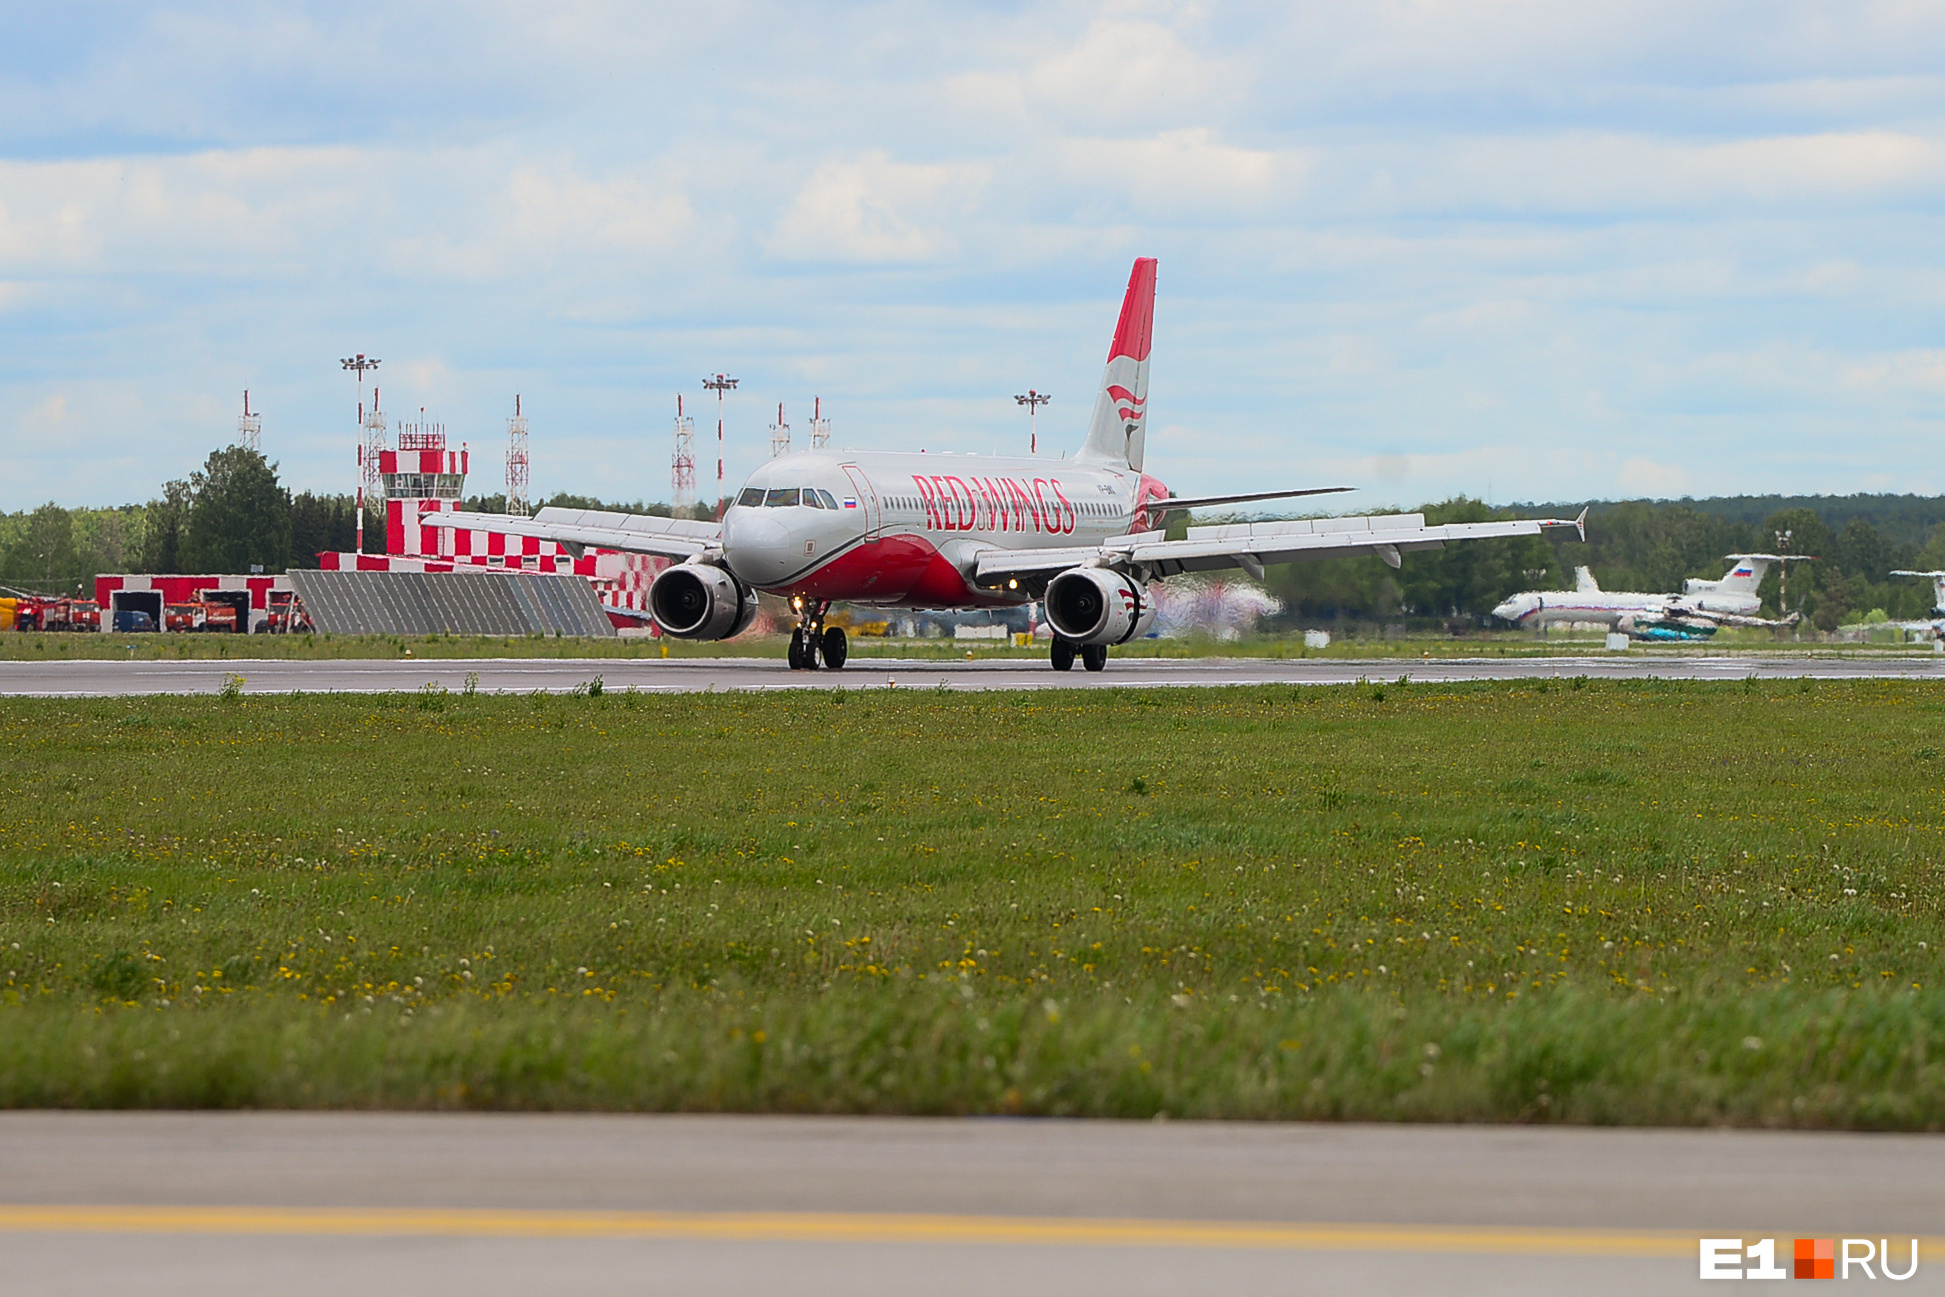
[809,396,830,449]
[769,402,791,458]
[341,354,383,552]
[703,373,738,518]
[236,390,261,452]
[506,394,530,517]
[671,395,696,512]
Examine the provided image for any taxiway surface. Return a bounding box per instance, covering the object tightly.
[2,651,1944,697]
[3,1113,1940,1295]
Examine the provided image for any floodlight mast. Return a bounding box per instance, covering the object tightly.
[1014,389,1050,455]
[703,374,738,519]
[341,354,381,552]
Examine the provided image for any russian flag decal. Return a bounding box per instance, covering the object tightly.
[843,497,858,508]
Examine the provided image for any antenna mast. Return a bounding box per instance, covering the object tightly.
[702,373,738,518]
[809,396,830,449]
[671,395,696,512]
[506,394,530,517]
[237,390,261,452]
[340,354,383,552]
[769,402,790,458]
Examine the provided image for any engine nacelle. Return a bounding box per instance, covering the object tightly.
[1043,567,1157,646]
[649,562,758,641]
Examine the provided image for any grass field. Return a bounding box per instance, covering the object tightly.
[2,679,1942,1125]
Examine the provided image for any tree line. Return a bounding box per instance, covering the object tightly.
[1250,496,1945,631]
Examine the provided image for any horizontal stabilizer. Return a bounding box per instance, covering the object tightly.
[428,509,720,561]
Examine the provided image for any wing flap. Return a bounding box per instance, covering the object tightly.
[972,513,1581,584]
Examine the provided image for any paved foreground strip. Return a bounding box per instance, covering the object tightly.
[0,1204,1729,1256]
[5,1115,1944,1294]
[2,650,1943,696]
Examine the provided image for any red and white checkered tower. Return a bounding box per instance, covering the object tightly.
[382,409,469,556]
[506,395,530,517]
[671,395,696,513]
[809,396,830,449]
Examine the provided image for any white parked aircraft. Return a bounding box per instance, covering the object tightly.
[1491,555,1805,641]
[437,258,1584,670]
[1884,570,1945,639]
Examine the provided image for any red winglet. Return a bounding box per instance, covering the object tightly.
[1109,258,1157,363]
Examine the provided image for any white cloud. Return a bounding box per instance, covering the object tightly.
[764,153,987,263]
[1616,456,1694,496]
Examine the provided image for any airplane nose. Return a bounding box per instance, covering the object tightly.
[723,512,794,586]
[1492,597,1523,621]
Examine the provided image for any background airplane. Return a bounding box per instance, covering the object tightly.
[1882,570,1945,640]
[1492,555,1807,641]
[439,259,1584,670]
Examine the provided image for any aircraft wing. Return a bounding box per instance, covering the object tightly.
[974,510,1585,586]
[428,508,720,560]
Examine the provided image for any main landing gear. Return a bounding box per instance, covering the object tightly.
[1049,638,1108,672]
[787,599,847,671]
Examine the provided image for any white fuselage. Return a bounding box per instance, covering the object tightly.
[718,449,1169,608]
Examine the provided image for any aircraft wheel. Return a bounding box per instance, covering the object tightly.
[821,627,848,669]
[1081,644,1108,672]
[1050,639,1076,672]
[787,628,808,670]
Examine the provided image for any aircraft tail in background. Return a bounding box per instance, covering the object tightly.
[1079,257,1157,473]
[1891,570,1945,615]
[1710,555,1773,594]
[1574,566,1600,593]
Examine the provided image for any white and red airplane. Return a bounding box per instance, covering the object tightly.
[438,258,1584,671]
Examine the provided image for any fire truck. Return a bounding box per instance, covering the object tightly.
[10,596,101,632]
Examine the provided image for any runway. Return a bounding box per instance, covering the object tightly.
[2,650,1944,696]
[2,1113,1939,1295]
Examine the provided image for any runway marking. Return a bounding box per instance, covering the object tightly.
[0,1205,1913,1257]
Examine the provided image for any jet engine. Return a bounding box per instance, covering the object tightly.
[1043,567,1156,646]
[648,561,758,640]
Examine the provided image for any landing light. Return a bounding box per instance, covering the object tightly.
[1008,579,1018,589]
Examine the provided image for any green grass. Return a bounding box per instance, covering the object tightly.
[3,680,1943,1124]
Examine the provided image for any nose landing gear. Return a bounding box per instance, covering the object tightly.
[788,599,847,670]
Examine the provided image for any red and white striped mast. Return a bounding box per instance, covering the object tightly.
[702,373,737,519]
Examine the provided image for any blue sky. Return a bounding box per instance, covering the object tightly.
[3,1,1943,512]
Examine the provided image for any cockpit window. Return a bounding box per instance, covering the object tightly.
[736,488,764,508]
[801,490,825,509]
[817,489,840,510]
[764,488,801,508]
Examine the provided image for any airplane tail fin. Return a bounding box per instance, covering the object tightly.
[1713,555,1771,594]
[1892,570,1945,614]
[1078,257,1157,472]
[1574,566,1600,593]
